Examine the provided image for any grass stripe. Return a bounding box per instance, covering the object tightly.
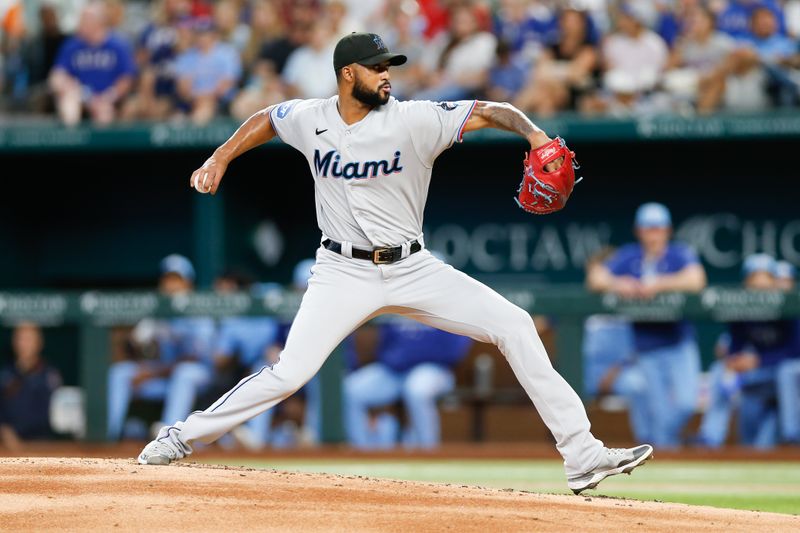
[203,458,800,515]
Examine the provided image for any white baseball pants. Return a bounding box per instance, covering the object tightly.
[158,247,605,476]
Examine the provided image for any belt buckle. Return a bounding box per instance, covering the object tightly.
[372,247,393,264]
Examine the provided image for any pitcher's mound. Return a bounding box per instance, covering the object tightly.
[1,458,796,532]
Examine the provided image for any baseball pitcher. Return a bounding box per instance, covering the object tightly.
[138,32,653,494]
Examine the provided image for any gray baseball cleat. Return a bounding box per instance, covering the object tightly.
[137,438,183,465]
[567,444,654,495]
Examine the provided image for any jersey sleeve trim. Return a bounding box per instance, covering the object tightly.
[267,106,283,142]
[456,100,478,143]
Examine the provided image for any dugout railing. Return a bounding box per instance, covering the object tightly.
[1,287,798,443]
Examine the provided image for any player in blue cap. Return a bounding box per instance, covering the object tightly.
[588,202,707,448]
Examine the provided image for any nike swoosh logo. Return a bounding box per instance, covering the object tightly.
[315,128,328,135]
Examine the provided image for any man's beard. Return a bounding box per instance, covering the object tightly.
[352,76,389,107]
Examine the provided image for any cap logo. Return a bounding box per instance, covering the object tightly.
[372,34,387,51]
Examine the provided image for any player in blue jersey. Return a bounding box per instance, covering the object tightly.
[588,202,707,448]
[344,317,472,449]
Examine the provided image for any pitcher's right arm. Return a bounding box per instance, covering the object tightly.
[190,104,279,195]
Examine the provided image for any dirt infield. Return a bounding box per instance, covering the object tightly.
[1,458,797,532]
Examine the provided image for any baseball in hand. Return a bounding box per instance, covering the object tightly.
[193,171,212,193]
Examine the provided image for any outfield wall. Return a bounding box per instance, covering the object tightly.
[2,117,799,290]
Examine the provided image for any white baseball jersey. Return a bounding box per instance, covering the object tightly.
[268,96,477,248]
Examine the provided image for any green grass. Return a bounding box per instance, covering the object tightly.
[202,458,800,515]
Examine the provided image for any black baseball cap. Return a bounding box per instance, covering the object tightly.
[333,32,407,71]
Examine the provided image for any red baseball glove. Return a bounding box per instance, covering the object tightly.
[515,137,581,215]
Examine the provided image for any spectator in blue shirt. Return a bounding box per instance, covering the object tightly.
[106,254,216,441]
[48,1,136,126]
[717,0,785,41]
[492,0,559,62]
[0,322,63,451]
[121,0,191,121]
[656,1,688,48]
[485,40,530,103]
[747,7,797,62]
[173,16,242,125]
[697,5,797,112]
[587,202,707,448]
[344,317,473,450]
[699,254,800,448]
[746,7,800,106]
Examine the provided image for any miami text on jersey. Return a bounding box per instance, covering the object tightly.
[313,149,403,179]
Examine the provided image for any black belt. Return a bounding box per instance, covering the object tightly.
[322,238,422,264]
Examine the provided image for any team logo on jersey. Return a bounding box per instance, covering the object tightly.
[438,102,458,111]
[275,101,295,119]
[372,34,387,51]
[313,149,403,180]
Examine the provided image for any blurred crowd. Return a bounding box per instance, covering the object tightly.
[1,0,800,126]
